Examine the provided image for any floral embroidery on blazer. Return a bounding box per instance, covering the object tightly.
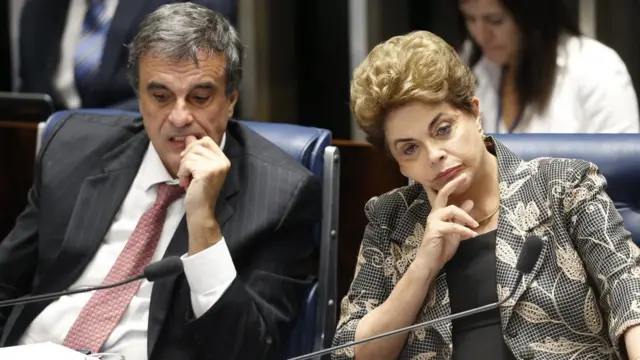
[332,137,640,360]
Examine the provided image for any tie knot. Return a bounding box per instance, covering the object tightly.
[155,183,185,207]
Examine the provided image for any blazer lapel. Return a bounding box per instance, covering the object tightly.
[489,139,551,331]
[36,131,150,294]
[2,129,149,346]
[147,131,241,355]
[388,189,454,344]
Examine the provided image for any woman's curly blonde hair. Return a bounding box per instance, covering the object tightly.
[351,31,477,150]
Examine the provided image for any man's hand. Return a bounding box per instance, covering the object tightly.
[178,135,230,254]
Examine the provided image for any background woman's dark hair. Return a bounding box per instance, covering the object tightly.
[459,0,581,115]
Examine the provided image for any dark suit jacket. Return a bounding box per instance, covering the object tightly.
[18,0,237,111]
[333,137,640,360]
[0,112,321,360]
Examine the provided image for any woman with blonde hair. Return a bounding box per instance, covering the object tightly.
[332,30,640,359]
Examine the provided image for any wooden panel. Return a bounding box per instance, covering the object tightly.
[333,140,406,305]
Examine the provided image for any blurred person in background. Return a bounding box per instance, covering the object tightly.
[14,0,236,111]
[332,30,640,360]
[458,0,639,133]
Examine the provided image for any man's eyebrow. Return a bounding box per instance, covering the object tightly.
[146,82,168,91]
[191,81,218,91]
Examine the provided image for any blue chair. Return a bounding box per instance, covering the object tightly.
[494,133,640,245]
[39,109,340,358]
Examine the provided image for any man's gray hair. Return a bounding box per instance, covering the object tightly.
[127,3,244,97]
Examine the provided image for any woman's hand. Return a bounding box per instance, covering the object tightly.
[415,174,479,273]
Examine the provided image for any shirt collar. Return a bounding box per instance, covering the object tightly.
[140,133,227,191]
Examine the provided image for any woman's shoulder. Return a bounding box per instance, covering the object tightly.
[523,156,598,186]
[365,182,428,227]
[560,36,628,75]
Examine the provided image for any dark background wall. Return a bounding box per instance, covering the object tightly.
[0,0,11,91]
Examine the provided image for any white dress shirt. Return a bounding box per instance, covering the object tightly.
[53,0,119,108]
[19,134,236,360]
[465,36,640,134]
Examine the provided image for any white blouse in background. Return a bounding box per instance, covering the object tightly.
[463,36,640,134]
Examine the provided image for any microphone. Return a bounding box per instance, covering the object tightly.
[289,235,544,360]
[0,256,184,309]
[143,256,184,281]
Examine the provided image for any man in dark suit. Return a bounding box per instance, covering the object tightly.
[0,4,320,359]
[17,0,236,111]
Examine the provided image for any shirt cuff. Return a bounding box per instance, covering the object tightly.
[181,238,237,318]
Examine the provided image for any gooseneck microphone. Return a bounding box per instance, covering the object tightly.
[0,256,184,309]
[289,235,544,360]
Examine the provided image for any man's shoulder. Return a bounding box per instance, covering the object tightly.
[47,111,143,137]
[227,120,316,179]
[44,111,143,142]
[41,111,144,156]
[225,120,322,220]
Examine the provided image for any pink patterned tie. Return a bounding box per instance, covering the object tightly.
[63,183,184,353]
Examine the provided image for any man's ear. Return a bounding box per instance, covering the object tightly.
[227,90,239,118]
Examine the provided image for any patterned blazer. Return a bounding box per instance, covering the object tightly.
[333,137,640,360]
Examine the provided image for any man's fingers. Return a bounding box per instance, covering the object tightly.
[181,136,224,157]
[185,135,197,146]
[179,176,191,190]
[177,160,193,190]
[200,136,225,155]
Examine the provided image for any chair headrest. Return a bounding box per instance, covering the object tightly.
[494,133,640,244]
[239,120,331,179]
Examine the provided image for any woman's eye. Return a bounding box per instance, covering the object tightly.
[403,144,417,155]
[488,17,505,26]
[436,124,451,136]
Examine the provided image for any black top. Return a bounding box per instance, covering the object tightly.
[445,230,516,360]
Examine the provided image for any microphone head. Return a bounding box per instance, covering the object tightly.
[143,256,184,281]
[516,236,544,274]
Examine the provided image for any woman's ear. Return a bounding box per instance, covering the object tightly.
[472,98,484,134]
[472,97,480,118]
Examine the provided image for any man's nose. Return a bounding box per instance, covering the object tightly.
[167,100,193,127]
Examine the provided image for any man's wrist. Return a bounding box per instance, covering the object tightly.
[187,211,222,255]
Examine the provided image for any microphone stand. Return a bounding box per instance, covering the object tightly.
[0,274,145,309]
[288,273,523,360]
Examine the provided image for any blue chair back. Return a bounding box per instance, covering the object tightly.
[40,109,340,359]
[238,120,339,357]
[494,133,640,245]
